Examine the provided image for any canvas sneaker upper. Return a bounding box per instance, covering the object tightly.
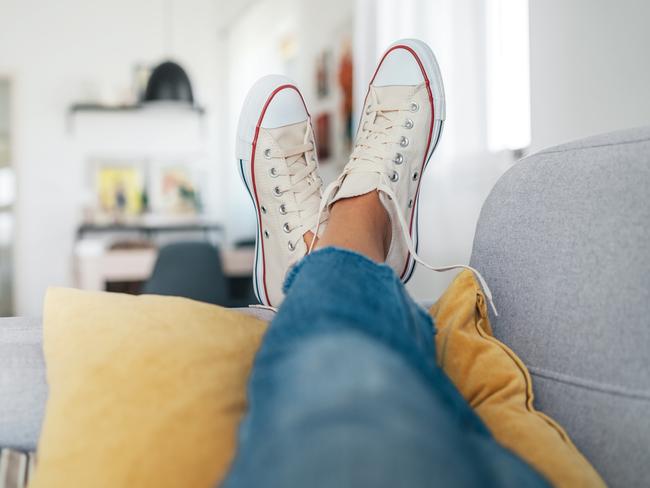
[315,39,498,314]
[237,76,326,307]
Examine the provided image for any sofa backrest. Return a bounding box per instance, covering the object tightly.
[470,127,650,487]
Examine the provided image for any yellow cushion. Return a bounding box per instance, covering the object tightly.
[31,289,267,488]
[33,275,604,487]
[431,270,605,487]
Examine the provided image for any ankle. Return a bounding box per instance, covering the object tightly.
[337,191,391,247]
[316,191,391,263]
[303,230,317,250]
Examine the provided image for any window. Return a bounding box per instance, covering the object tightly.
[485,0,531,152]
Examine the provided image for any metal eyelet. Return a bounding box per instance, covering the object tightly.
[288,241,296,251]
[390,171,399,182]
[404,118,414,129]
[408,199,413,208]
[263,230,270,238]
[400,136,409,147]
[261,205,267,214]
[282,222,291,233]
[410,101,419,112]
[412,171,419,181]
[393,153,404,165]
[269,167,279,178]
[264,148,272,159]
[273,186,283,197]
[365,104,372,115]
[279,203,288,215]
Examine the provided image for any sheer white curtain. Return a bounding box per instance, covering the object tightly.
[353,0,531,301]
[354,0,530,161]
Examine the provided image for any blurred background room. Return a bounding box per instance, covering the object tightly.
[0,0,649,316]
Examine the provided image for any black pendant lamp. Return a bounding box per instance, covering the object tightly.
[144,61,194,105]
[143,0,195,106]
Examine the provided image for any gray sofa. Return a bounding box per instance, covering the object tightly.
[1,128,649,487]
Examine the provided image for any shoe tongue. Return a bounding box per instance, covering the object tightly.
[371,84,418,106]
[328,87,418,206]
[266,120,309,152]
[330,173,381,206]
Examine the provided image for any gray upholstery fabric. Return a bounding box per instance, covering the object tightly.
[0,308,273,452]
[0,318,47,451]
[470,126,650,487]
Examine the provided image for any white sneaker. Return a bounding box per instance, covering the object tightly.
[237,75,325,307]
[317,39,497,314]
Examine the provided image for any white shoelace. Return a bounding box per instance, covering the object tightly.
[312,101,499,316]
[266,127,324,250]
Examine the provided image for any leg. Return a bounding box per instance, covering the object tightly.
[222,195,549,488]
[315,192,390,263]
[226,39,547,487]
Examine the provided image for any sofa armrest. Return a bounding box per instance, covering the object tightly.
[0,318,48,451]
[470,126,650,487]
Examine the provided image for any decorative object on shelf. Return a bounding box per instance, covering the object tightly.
[132,63,152,104]
[143,61,194,105]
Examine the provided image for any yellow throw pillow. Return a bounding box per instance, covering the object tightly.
[34,275,604,488]
[431,270,605,487]
[31,288,268,488]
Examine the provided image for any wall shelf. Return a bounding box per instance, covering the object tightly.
[66,102,206,134]
[68,103,206,115]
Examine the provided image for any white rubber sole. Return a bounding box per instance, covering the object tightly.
[236,74,300,306]
[375,38,446,283]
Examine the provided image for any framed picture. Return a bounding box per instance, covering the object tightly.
[149,161,203,215]
[315,50,332,99]
[310,24,353,168]
[314,113,332,160]
[91,159,146,217]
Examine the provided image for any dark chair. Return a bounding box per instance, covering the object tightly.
[142,241,228,306]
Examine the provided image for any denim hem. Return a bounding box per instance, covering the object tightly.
[283,246,395,294]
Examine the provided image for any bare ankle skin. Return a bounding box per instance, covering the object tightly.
[303,231,317,249]
[315,191,391,263]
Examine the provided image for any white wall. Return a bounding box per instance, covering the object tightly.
[529,0,650,151]
[0,0,223,315]
[221,0,355,243]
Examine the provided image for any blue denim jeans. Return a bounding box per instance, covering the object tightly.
[222,248,549,487]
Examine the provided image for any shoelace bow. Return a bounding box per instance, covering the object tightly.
[312,100,499,315]
[266,127,324,250]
